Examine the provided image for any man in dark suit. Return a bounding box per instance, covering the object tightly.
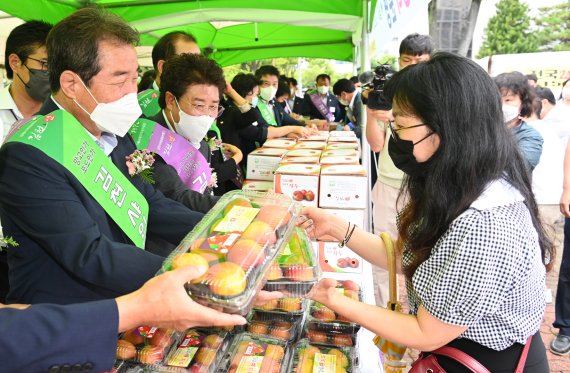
[288,77,305,115]
[0,265,248,373]
[333,78,363,139]
[0,8,207,305]
[301,73,343,123]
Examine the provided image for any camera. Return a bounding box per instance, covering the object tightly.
[358,64,396,110]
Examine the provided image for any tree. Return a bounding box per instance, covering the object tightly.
[477,0,538,58]
[535,1,570,51]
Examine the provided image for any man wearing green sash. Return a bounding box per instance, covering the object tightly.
[0,9,215,309]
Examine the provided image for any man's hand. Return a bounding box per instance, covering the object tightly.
[223,143,243,164]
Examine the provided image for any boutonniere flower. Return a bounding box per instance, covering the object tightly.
[126,149,155,184]
[208,171,218,188]
[206,136,223,152]
[0,236,19,251]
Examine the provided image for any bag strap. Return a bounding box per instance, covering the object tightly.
[433,335,533,373]
[432,346,491,373]
[380,232,400,311]
[515,335,533,373]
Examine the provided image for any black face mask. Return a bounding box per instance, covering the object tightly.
[388,132,434,177]
[17,64,51,102]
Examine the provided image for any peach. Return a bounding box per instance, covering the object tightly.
[226,239,264,270]
[327,348,349,368]
[202,334,224,349]
[116,339,136,360]
[300,345,321,360]
[269,322,291,340]
[265,344,285,361]
[342,280,360,292]
[266,263,283,280]
[192,262,246,297]
[241,221,277,245]
[332,334,353,347]
[138,345,164,364]
[279,297,302,312]
[336,258,348,268]
[223,197,252,216]
[190,363,210,373]
[171,253,209,273]
[149,328,172,347]
[348,257,359,268]
[307,330,328,344]
[122,328,145,346]
[312,306,336,321]
[194,347,217,365]
[258,298,279,311]
[343,290,359,301]
[192,249,224,265]
[248,322,269,335]
[255,205,292,229]
[261,358,282,373]
[284,264,314,281]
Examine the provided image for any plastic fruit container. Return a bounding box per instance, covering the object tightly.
[218,333,291,373]
[289,339,357,373]
[145,329,230,372]
[254,297,308,314]
[263,227,320,297]
[158,190,300,315]
[246,309,305,343]
[115,327,180,365]
[303,322,360,347]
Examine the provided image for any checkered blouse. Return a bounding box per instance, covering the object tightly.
[403,180,546,351]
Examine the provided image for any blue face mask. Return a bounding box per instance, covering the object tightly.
[251,96,259,108]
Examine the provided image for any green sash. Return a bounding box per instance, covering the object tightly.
[257,100,278,126]
[209,120,222,140]
[7,110,149,249]
[138,89,161,117]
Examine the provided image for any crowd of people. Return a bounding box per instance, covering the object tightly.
[0,6,569,373]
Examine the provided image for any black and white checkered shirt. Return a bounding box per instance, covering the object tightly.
[403,180,546,351]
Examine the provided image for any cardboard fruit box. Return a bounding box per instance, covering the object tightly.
[319,165,367,209]
[274,164,321,206]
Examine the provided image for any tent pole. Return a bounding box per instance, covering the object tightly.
[360,0,373,234]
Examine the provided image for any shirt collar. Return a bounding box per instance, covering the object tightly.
[349,92,357,109]
[470,178,524,211]
[152,80,159,91]
[52,95,118,156]
[0,85,23,119]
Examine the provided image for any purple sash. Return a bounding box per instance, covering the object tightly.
[129,119,212,193]
[310,92,335,122]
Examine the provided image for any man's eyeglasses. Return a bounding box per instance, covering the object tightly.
[25,56,49,71]
[189,103,225,118]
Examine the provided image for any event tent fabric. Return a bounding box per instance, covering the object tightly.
[0,0,379,66]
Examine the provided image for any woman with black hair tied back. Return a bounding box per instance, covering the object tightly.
[299,52,552,372]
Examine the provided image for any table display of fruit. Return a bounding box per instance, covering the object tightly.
[116,326,181,365]
[246,309,305,343]
[219,333,291,373]
[263,228,320,297]
[158,191,300,315]
[141,329,231,373]
[255,297,308,314]
[289,339,357,373]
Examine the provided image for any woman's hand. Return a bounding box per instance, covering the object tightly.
[305,278,340,306]
[296,206,335,240]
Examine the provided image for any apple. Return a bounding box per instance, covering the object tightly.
[304,190,315,201]
[116,339,136,360]
[226,239,264,270]
[292,190,304,201]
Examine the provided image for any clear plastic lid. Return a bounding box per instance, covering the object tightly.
[255,297,309,314]
[263,228,320,297]
[116,327,181,365]
[219,333,291,373]
[289,339,357,373]
[145,329,231,373]
[159,190,300,315]
[246,309,305,342]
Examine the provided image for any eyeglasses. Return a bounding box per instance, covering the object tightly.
[25,56,49,71]
[189,103,225,118]
[389,120,430,143]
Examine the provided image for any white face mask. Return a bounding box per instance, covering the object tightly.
[172,98,214,146]
[317,85,329,95]
[75,77,141,137]
[250,96,259,108]
[260,86,277,102]
[502,104,520,124]
[562,86,570,100]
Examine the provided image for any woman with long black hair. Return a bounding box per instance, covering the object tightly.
[299,52,552,372]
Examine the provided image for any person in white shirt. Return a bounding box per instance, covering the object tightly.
[1,21,52,142]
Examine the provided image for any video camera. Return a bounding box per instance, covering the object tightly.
[358,64,396,110]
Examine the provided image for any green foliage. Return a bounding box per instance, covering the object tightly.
[535,1,570,51]
[0,236,19,251]
[477,0,538,58]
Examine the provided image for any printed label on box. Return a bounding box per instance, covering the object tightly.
[243,180,274,192]
[319,176,367,209]
[318,242,363,273]
[167,346,199,367]
[215,206,259,232]
[313,353,337,373]
[274,174,319,206]
[236,355,263,373]
[246,152,283,181]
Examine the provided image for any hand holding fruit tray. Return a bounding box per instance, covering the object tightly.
[219,333,291,373]
[263,227,321,297]
[304,280,362,347]
[289,339,357,373]
[158,191,300,315]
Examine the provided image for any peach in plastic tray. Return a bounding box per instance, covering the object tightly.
[115,327,181,365]
[145,329,230,373]
[219,333,291,373]
[289,339,357,373]
[159,190,300,315]
[254,297,308,314]
[246,309,305,343]
[263,227,320,297]
[303,321,359,347]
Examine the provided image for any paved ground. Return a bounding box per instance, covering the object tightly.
[394,217,570,372]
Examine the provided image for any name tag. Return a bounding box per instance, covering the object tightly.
[252,121,258,127]
[330,107,336,113]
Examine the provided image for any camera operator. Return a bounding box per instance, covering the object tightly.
[364,33,433,307]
